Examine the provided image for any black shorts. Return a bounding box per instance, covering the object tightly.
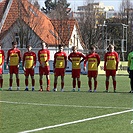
[129,70,133,79]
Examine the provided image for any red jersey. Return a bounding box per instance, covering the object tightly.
[23,51,36,69]
[104,51,119,70]
[84,52,100,71]
[68,52,85,70]
[38,49,50,67]
[7,48,21,66]
[53,51,67,69]
[0,50,5,65]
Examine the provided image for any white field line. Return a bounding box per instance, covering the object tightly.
[0,100,131,110]
[18,109,133,133]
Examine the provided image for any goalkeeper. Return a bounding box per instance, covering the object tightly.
[127,45,133,93]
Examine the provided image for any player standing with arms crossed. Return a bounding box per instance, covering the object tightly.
[38,42,50,92]
[6,41,21,91]
[84,45,100,92]
[68,46,85,92]
[23,45,36,91]
[53,45,67,92]
[0,44,5,91]
[104,44,119,92]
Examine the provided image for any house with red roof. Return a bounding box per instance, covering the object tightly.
[0,0,86,60]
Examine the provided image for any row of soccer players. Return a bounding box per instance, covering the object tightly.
[0,41,123,92]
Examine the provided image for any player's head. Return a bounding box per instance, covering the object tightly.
[72,46,77,52]
[12,41,17,48]
[41,42,46,49]
[90,45,96,53]
[108,44,114,52]
[58,45,63,51]
[27,45,32,51]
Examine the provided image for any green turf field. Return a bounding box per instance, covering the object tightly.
[0,74,133,133]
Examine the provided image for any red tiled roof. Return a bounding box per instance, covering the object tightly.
[0,0,7,21]
[0,0,59,45]
[51,19,86,49]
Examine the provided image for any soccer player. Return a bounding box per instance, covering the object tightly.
[104,44,119,92]
[6,41,21,91]
[68,46,85,92]
[38,42,50,92]
[53,45,67,92]
[0,44,5,91]
[127,45,133,93]
[84,45,100,92]
[23,45,36,91]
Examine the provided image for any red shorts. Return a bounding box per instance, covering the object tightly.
[9,66,19,74]
[54,68,65,76]
[39,66,50,75]
[106,70,116,76]
[24,68,34,76]
[0,67,2,74]
[72,69,80,78]
[88,71,98,77]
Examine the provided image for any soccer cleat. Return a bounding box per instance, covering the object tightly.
[88,89,92,92]
[8,88,12,91]
[53,88,57,92]
[61,88,64,92]
[114,90,116,93]
[78,88,80,92]
[24,88,29,91]
[129,90,133,93]
[46,87,50,92]
[72,89,76,92]
[39,89,43,92]
[103,90,109,93]
[32,88,34,91]
[17,87,20,91]
[93,90,96,92]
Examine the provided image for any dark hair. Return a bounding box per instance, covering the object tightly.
[58,45,63,49]
[12,41,17,45]
[27,45,32,48]
[90,45,95,50]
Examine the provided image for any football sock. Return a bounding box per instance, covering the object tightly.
[61,82,64,89]
[131,79,133,90]
[73,80,76,88]
[113,80,116,90]
[94,81,97,90]
[88,81,92,90]
[9,79,13,87]
[39,79,42,88]
[0,78,3,88]
[47,79,50,87]
[54,83,57,88]
[25,79,28,86]
[32,79,35,86]
[16,78,19,87]
[106,81,109,90]
[78,81,81,88]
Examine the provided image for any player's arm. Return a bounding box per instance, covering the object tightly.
[6,50,10,69]
[22,53,26,71]
[64,53,67,69]
[68,54,72,62]
[37,51,41,64]
[115,52,119,71]
[104,54,107,71]
[80,53,85,63]
[84,55,87,71]
[2,51,5,65]
[33,53,36,69]
[97,54,100,67]
[53,53,56,69]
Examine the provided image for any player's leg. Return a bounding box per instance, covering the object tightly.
[0,74,3,90]
[53,76,58,91]
[112,76,116,92]
[105,76,110,92]
[46,74,50,91]
[61,76,64,91]
[77,77,81,92]
[39,74,43,91]
[31,75,35,91]
[8,73,13,91]
[88,77,92,92]
[25,75,29,91]
[15,73,20,90]
[72,77,76,91]
[93,76,97,92]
